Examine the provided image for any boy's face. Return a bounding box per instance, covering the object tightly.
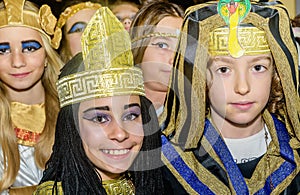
[207,53,273,127]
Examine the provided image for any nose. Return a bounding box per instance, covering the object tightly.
[107,121,129,142]
[169,51,175,66]
[234,71,250,95]
[12,49,25,68]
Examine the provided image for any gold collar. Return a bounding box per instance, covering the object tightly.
[102,174,135,195]
[11,102,45,146]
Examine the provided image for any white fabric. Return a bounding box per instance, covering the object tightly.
[224,125,271,164]
[0,145,43,194]
[156,105,164,116]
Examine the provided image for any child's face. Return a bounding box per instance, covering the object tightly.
[65,8,98,57]
[207,53,273,126]
[78,95,143,180]
[141,16,183,93]
[0,27,46,92]
[112,3,139,32]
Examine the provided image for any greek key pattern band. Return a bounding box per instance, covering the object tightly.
[209,26,270,56]
[57,67,145,108]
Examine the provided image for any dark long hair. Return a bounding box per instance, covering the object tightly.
[39,53,164,194]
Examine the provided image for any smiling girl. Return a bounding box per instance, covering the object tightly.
[0,0,63,194]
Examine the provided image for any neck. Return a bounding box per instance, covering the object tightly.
[6,81,45,104]
[144,87,166,110]
[210,111,264,139]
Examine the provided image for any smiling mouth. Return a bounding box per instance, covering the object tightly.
[11,72,30,78]
[101,149,130,155]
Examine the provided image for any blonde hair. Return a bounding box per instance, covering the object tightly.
[0,1,63,191]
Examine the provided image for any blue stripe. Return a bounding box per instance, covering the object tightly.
[255,116,296,194]
[161,135,215,194]
[204,119,249,194]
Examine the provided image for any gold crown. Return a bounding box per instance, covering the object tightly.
[0,0,61,49]
[57,1,101,29]
[209,26,270,56]
[57,7,145,108]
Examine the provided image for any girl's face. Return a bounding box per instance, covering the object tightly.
[141,16,183,93]
[78,95,143,180]
[207,54,273,132]
[0,26,46,92]
[65,8,97,57]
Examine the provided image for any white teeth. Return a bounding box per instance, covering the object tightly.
[102,149,129,155]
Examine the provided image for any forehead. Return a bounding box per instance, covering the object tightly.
[0,26,42,41]
[155,16,182,33]
[79,95,141,109]
[112,4,139,15]
[66,9,97,27]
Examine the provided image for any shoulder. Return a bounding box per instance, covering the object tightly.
[34,181,63,195]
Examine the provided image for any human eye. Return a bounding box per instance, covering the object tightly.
[83,112,111,124]
[122,113,140,121]
[22,41,42,53]
[216,66,230,74]
[151,41,169,49]
[252,64,267,72]
[68,22,87,33]
[0,43,10,55]
[122,106,141,121]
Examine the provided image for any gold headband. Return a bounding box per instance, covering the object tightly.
[57,7,145,108]
[209,26,270,57]
[0,0,61,49]
[131,31,180,43]
[57,1,101,29]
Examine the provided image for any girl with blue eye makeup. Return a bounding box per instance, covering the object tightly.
[0,0,63,194]
[56,0,102,63]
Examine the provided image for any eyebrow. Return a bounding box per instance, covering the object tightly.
[21,40,42,47]
[124,103,141,110]
[83,106,110,113]
[0,42,9,46]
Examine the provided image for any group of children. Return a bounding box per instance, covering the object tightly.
[0,0,299,194]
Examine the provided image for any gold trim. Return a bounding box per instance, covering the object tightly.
[131,32,179,43]
[102,174,135,194]
[0,0,61,49]
[34,181,63,194]
[57,1,101,29]
[57,68,145,108]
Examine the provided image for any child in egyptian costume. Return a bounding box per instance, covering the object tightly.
[56,0,102,63]
[0,0,62,194]
[34,7,165,195]
[160,0,300,194]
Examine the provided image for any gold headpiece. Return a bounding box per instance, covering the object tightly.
[57,1,101,29]
[0,0,61,49]
[57,7,145,108]
[131,31,180,43]
[209,25,270,56]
